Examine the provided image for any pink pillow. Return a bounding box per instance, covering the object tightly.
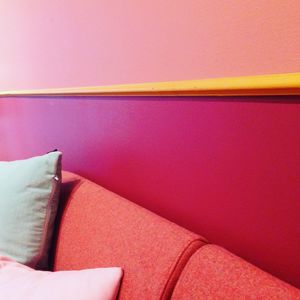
[0,256,122,300]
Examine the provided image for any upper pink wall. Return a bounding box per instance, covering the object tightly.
[1,0,300,90]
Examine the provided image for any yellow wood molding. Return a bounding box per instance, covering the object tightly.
[1,72,300,97]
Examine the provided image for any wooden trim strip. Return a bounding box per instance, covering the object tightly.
[1,72,300,97]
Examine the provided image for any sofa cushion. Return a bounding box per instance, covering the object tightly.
[0,152,62,269]
[52,171,207,300]
[172,244,300,299]
[0,255,122,300]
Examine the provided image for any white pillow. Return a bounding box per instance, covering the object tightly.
[0,256,122,300]
[0,152,62,268]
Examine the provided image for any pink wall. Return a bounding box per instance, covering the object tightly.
[1,0,300,289]
[1,0,300,90]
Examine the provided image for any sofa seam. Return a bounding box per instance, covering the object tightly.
[160,238,208,300]
[174,243,211,282]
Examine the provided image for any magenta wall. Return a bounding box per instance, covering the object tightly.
[1,0,300,289]
[1,97,300,288]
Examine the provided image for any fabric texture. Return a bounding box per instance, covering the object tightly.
[172,244,300,299]
[0,256,122,300]
[53,171,207,300]
[0,152,62,269]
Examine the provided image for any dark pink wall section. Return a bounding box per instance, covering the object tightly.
[1,0,300,90]
[0,97,300,288]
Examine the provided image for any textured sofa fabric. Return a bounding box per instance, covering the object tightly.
[51,172,300,299]
[53,172,207,300]
[172,244,300,299]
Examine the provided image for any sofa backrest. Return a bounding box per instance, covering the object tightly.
[51,171,207,299]
[172,244,300,299]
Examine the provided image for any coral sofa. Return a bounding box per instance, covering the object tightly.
[51,171,300,299]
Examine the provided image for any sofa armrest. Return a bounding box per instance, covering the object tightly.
[172,244,300,299]
[52,171,207,300]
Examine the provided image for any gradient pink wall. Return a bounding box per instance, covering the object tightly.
[0,0,300,90]
[1,0,300,289]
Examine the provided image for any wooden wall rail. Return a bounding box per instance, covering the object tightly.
[1,72,300,97]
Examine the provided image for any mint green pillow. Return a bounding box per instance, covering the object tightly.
[0,152,62,269]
